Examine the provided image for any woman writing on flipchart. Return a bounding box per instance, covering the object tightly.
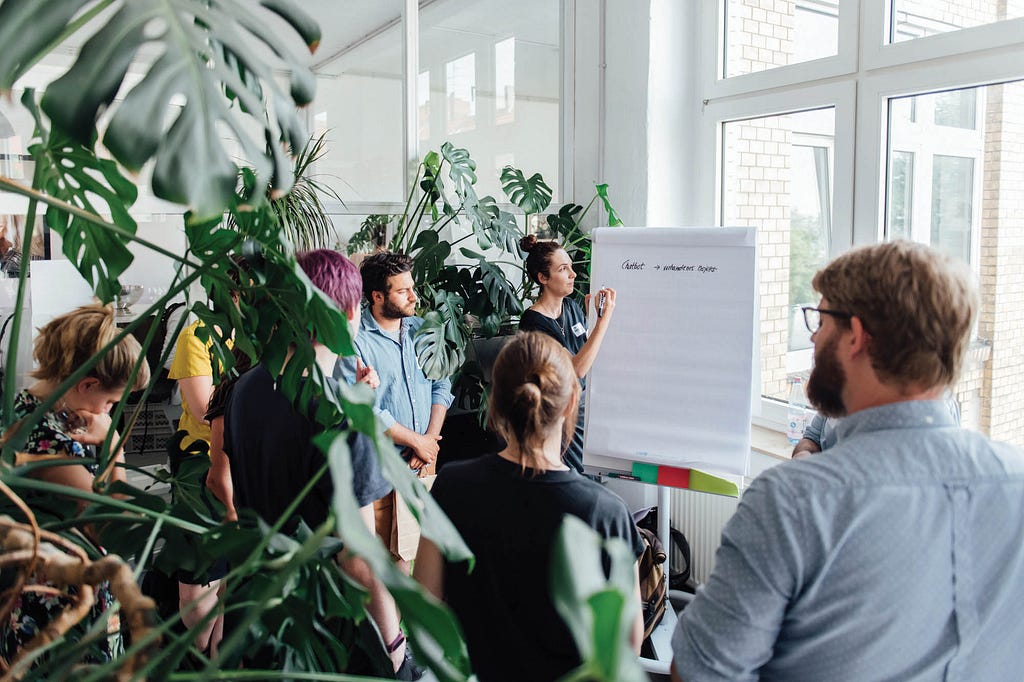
[517,235,616,473]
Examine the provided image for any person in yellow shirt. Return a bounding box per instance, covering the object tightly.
[167,318,232,656]
[168,319,227,447]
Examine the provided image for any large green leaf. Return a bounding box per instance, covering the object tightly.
[595,183,624,227]
[460,248,523,320]
[0,0,92,89]
[323,431,473,682]
[414,292,467,381]
[547,202,585,240]
[410,228,453,287]
[24,92,138,303]
[551,516,645,682]
[500,165,553,214]
[464,194,521,253]
[14,0,321,221]
[441,142,477,198]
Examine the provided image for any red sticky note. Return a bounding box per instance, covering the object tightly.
[657,466,691,488]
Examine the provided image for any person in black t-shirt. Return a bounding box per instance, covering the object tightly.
[223,249,410,675]
[413,332,644,681]
[517,234,617,472]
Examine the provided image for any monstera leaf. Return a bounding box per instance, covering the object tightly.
[463,194,522,253]
[547,202,585,240]
[24,92,138,303]
[0,0,320,221]
[410,229,452,287]
[414,292,468,381]
[500,165,553,215]
[461,248,523,320]
[596,183,624,227]
[441,142,477,198]
[551,516,646,682]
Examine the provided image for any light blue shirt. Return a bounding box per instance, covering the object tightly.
[335,311,453,434]
[672,400,1024,681]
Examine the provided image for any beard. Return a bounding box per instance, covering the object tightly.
[381,297,414,320]
[806,333,847,418]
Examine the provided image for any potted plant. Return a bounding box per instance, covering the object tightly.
[0,2,638,679]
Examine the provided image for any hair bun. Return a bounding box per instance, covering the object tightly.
[520,234,538,253]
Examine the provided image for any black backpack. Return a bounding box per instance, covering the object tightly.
[129,301,186,402]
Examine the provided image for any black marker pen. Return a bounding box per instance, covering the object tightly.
[597,288,606,318]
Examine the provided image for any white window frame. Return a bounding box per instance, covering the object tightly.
[699,0,1024,431]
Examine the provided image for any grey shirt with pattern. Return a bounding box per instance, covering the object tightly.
[672,399,1024,681]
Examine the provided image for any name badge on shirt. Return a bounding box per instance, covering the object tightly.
[571,322,587,337]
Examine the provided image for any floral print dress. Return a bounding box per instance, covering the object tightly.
[0,390,120,664]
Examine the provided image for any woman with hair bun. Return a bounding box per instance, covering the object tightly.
[413,332,643,681]
[516,234,616,473]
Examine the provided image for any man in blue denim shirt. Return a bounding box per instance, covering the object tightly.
[336,253,453,570]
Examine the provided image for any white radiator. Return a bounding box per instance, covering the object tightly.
[669,488,740,585]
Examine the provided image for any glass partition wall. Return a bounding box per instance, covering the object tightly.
[309,0,562,248]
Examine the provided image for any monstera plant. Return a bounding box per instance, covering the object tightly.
[0,1,640,680]
[369,143,622,383]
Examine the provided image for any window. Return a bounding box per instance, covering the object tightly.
[312,0,404,203]
[420,0,560,200]
[884,80,1023,438]
[889,0,1024,43]
[495,37,516,125]
[722,109,835,400]
[445,53,477,135]
[723,0,839,78]
[308,0,563,234]
[418,71,431,141]
[702,0,1024,447]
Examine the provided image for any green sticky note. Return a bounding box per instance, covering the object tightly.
[689,469,739,497]
[631,462,659,483]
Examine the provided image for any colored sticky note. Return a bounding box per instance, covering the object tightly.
[631,462,659,484]
[689,469,739,497]
[657,465,691,488]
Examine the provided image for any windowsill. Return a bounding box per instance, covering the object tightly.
[751,424,794,462]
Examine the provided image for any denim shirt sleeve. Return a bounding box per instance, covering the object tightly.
[431,375,453,408]
[802,412,826,446]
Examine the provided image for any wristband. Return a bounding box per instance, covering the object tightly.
[386,632,405,654]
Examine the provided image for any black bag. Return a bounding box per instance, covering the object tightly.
[635,506,696,594]
[636,524,667,640]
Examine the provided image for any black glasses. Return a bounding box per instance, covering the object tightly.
[801,306,853,333]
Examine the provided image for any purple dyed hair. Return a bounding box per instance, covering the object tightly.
[296,249,362,314]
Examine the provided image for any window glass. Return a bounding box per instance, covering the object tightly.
[313,1,404,203]
[724,0,838,79]
[420,0,560,199]
[890,0,1024,43]
[930,155,974,263]
[721,108,835,400]
[885,80,1024,443]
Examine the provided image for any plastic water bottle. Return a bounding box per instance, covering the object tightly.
[786,377,808,445]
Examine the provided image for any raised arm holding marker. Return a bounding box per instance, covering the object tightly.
[597,288,607,318]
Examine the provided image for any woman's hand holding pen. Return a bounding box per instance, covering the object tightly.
[592,287,616,322]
